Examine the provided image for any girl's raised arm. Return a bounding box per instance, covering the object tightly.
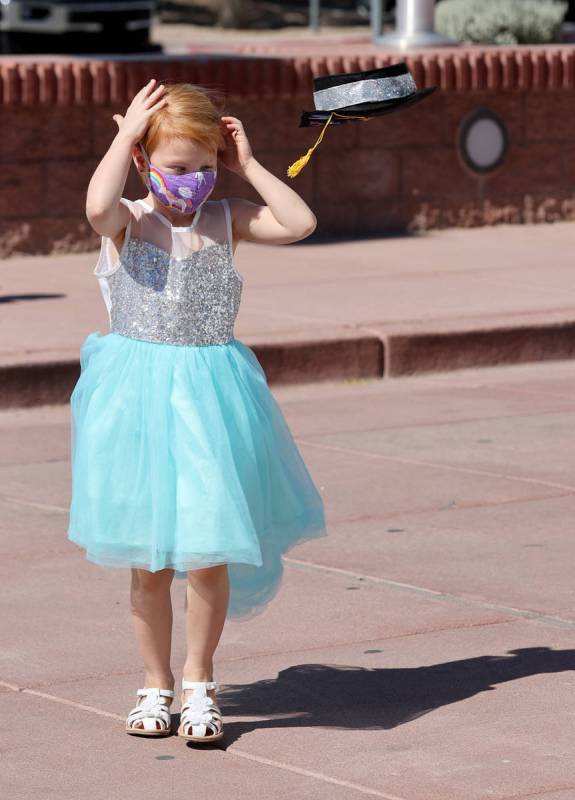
[219,116,317,246]
[86,79,167,239]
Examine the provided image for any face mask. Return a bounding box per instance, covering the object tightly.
[139,144,217,215]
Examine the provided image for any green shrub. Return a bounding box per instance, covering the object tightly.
[436,0,568,45]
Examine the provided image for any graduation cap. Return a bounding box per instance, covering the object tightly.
[287,61,438,178]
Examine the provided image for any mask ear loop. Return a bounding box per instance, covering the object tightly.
[138,143,152,190]
[139,143,150,163]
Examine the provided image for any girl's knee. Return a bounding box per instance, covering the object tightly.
[187,563,228,583]
[131,567,174,595]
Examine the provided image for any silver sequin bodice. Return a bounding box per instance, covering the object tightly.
[107,238,243,346]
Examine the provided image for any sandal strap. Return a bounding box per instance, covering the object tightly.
[180,696,223,735]
[179,680,222,737]
[128,705,171,722]
[127,687,173,731]
[127,704,171,729]
[137,687,175,698]
[181,679,218,691]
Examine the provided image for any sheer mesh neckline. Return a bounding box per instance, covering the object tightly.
[135,198,203,233]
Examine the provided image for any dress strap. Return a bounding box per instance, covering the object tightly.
[118,197,133,257]
[93,197,133,277]
[221,199,233,248]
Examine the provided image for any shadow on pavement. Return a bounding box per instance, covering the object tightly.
[209,647,575,747]
[0,293,66,304]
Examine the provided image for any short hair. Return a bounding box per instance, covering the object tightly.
[142,83,226,155]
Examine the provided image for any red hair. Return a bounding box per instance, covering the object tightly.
[142,83,225,154]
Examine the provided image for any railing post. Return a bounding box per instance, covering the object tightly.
[370,0,383,40]
[309,0,321,32]
[374,0,457,48]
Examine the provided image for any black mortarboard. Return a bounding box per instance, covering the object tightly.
[287,62,438,177]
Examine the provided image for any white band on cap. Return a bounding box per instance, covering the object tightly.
[313,73,417,111]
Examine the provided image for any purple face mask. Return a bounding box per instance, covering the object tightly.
[139,144,217,215]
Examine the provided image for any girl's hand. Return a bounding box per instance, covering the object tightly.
[112,79,167,144]
[219,116,254,176]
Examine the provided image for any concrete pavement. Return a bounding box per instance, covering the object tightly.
[2,221,575,407]
[2,358,575,799]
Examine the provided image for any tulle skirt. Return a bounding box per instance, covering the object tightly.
[67,331,327,620]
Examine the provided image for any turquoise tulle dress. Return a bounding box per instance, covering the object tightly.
[67,197,327,620]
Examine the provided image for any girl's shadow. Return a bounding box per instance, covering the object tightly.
[0,293,65,304]
[195,647,575,747]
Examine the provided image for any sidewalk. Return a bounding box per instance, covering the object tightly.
[1,221,575,405]
[3,357,575,799]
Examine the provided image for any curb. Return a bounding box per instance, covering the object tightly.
[0,336,385,410]
[0,360,80,410]
[254,336,384,386]
[1,320,575,409]
[385,321,575,377]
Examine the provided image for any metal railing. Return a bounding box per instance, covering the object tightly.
[309,0,321,32]
[375,0,457,48]
[309,0,458,48]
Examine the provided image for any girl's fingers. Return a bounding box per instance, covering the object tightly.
[135,78,156,101]
[221,116,242,126]
[125,82,154,114]
[146,97,168,114]
[144,83,166,107]
[149,81,165,96]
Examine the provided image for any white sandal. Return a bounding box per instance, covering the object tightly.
[125,687,174,736]
[178,680,224,742]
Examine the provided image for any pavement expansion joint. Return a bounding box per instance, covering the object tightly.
[296,437,575,494]
[500,785,575,800]
[0,679,406,798]
[1,494,69,514]
[221,748,409,800]
[284,557,575,631]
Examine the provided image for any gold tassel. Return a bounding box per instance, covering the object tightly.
[287,149,314,178]
[286,111,372,178]
[287,113,334,178]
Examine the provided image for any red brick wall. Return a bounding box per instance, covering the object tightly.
[0,47,574,255]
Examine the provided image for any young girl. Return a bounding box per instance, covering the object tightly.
[67,79,327,743]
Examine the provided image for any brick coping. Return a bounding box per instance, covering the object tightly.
[0,44,574,105]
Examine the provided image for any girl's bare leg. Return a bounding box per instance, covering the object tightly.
[182,564,229,705]
[130,567,176,720]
